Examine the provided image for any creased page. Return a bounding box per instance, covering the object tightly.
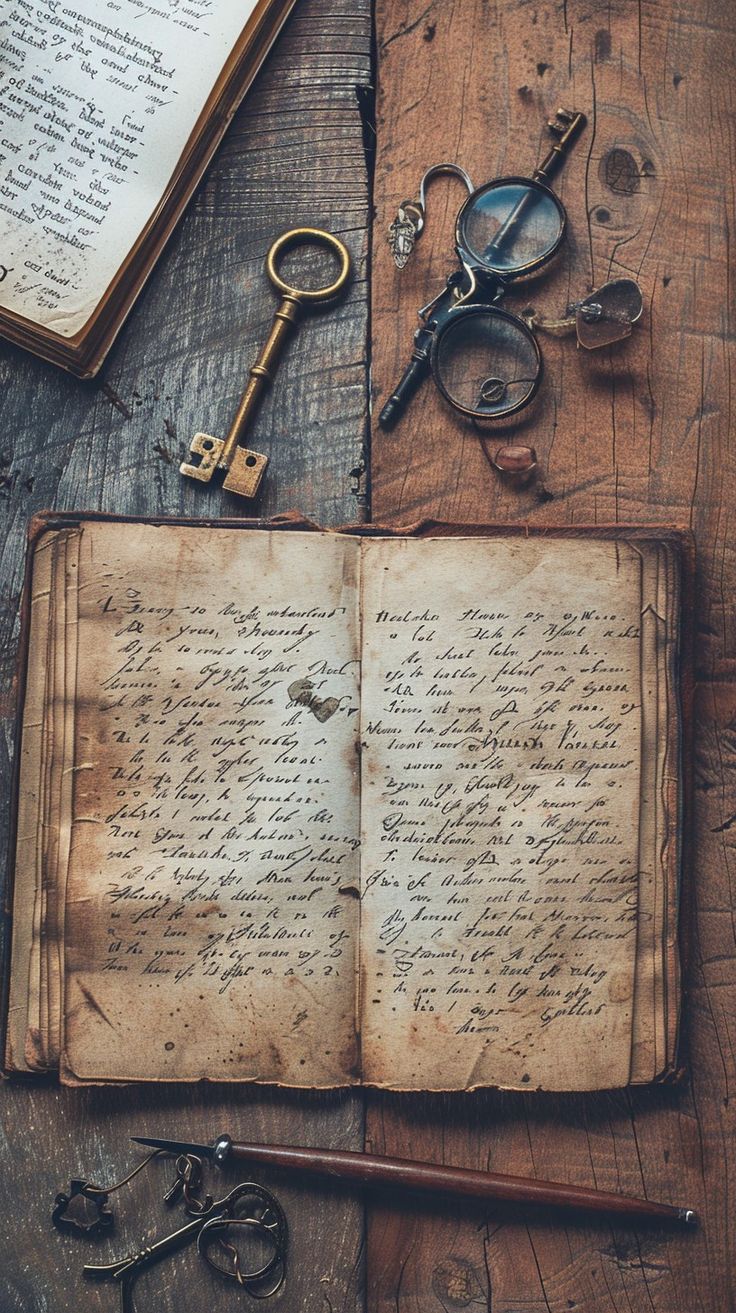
[359,536,643,1092]
[63,524,360,1085]
[0,0,259,336]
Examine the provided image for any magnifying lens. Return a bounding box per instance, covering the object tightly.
[431,304,542,420]
[455,177,566,278]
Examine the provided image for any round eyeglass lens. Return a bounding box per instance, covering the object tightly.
[433,308,540,419]
[459,180,564,274]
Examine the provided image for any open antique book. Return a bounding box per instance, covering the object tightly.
[0,0,297,376]
[4,514,689,1090]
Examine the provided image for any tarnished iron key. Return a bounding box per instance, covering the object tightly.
[181,226,351,499]
[83,1182,287,1311]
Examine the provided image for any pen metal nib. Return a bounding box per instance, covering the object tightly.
[131,1133,233,1166]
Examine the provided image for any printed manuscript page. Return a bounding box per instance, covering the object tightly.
[0,0,258,336]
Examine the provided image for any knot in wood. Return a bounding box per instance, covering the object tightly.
[600,147,642,195]
[432,1257,483,1307]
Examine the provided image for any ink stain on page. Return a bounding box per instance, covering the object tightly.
[288,677,340,722]
[76,980,118,1032]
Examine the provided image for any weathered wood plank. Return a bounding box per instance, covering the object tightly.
[4,0,735,1310]
[0,3,371,1310]
[369,1,735,1311]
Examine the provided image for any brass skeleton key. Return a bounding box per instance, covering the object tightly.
[181,227,351,499]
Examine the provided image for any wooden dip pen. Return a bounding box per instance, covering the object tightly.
[133,1134,697,1229]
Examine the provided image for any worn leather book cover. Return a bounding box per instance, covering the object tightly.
[2,511,693,1091]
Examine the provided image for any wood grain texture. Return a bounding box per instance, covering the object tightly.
[3,1,735,1311]
[0,2,370,1310]
[369,1,734,1311]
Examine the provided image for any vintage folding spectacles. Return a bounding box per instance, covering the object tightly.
[380,110,643,428]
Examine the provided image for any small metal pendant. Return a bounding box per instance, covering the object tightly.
[574,278,643,349]
[524,278,644,349]
[388,206,420,269]
[52,1180,114,1237]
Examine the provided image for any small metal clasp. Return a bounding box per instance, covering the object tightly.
[389,163,474,269]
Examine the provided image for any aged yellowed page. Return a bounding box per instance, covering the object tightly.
[7,528,81,1071]
[358,536,646,1092]
[5,532,53,1071]
[628,542,661,1082]
[38,532,65,1065]
[629,541,681,1082]
[25,537,54,1068]
[0,0,261,336]
[659,542,682,1070]
[44,530,81,1066]
[62,524,361,1085]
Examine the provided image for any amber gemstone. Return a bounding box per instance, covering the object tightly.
[492,444,537,475]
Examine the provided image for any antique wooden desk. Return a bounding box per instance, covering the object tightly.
[1,1,733,1309]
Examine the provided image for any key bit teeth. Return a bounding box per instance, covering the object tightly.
[180,432,225,482]
[548,108,586,141]
[180,432,268,498]
[180,460,213,481]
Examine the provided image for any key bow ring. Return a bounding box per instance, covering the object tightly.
[197,1214,286,1294]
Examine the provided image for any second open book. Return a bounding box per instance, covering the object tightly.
[6,515,687,1091]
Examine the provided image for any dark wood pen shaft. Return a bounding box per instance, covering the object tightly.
[227,1141,695,1226]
